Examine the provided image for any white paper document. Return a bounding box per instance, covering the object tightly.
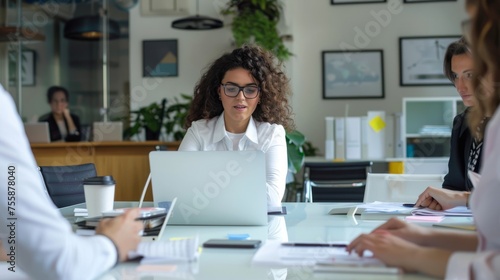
[252,240,399,274]
[411,206,472,217]
[129,237,199,264]
[328,202,413,217]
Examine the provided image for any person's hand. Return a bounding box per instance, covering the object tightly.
[95,208,144,262]
[414,187,468,210]
[367,217,430,245]
[0,241,7,261]
[63,108,71,117]
[347,230,422,272]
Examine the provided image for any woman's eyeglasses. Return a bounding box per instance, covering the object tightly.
[220,83,260,99]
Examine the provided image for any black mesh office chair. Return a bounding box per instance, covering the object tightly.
[39,163,97,208]
[303,161,373,202]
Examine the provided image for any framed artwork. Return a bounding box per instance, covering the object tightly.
[399,36,460,86]
[8,50,36,86]
[142,39,178,77]
[322,50,384,99]
[404,0,456,3]
[331,0,386,4]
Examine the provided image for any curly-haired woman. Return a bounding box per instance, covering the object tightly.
[178,45,294,207]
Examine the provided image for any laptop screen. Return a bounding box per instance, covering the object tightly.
[149,151,267,226]
[24,123,50,143]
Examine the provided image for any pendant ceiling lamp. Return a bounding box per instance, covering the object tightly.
[172,0,223,30]
[64,15,120,41]
[64,0,120,41]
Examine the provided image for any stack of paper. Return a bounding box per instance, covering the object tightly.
[129,237,200,264]
[252,241,399,274]
[411,206,472,217]
[74,208,88,217]
[358,202,413,219]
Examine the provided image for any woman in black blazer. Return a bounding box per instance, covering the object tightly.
[38,86,81,142]
[414,38,487,210]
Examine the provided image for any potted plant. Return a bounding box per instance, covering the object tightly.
[124,98,167,141]
[164,94,192,141]
[221,0,292,61]
[285,131,319,201]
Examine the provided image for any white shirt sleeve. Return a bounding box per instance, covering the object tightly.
[0,86,117,280]
[178,126,201,151]
[265,125,287,207]
[446,251,500,280]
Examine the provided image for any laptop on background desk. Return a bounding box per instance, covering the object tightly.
[92,122,123,141]
[24,123,50,143]
[149,151,268,226]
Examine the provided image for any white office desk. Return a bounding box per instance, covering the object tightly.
[52,202,475,279]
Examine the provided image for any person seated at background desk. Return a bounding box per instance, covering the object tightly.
[415,37,489,210]
[178,45,294,207]
[0,84,143,279]
[348,1,500,278]
[39,86,82,142]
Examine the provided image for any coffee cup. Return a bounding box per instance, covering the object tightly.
[83,176,116,217]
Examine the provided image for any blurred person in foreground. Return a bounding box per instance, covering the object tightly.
[348,0,500,278]
[0,84,143,280]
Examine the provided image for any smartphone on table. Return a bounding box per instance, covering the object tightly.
[202,239,262,249]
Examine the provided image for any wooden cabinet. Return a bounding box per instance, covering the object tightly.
[31,141,180,201]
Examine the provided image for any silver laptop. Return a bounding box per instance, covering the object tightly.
[24,123,50,143]
[93,122,123,141]
[149,151,268,226]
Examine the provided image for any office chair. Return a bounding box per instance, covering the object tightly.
[364,173,445,203]
[39,163,97,208]
[303,161,372,203]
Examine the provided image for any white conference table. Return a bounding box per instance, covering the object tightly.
[60,202,473,280]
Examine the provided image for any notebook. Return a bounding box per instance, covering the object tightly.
[92,122,123,141]
[24,123,50,143]
[75,198,177,242]
[149,151,268,226]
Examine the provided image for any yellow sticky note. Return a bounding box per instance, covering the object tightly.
[369,116,386,132]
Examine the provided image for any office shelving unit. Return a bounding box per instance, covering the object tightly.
[402,97,465,158]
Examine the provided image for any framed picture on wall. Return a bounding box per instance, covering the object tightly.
[142,39,178,77]
[404,0,456,3]
[399,36,460,86]
[331,0,386,4]
[8,50,36,86]
[322,50,384,99]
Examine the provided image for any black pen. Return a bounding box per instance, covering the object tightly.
[282,242,347,248]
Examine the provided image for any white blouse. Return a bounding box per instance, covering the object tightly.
[179,112,287,207]
[446,107,500,279]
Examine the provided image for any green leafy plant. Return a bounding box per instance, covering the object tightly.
[303,141,319,157]
[286,130,306,175]
[164,94,192,141]
[284,131,320,202]
[124,98,167,140]
[222,0,292,61]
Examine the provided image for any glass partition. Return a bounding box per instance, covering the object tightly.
[1,1,130,140]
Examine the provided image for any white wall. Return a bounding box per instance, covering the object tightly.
[129,0,467,153]
[290,0,467,155]
[129,0,233,111]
